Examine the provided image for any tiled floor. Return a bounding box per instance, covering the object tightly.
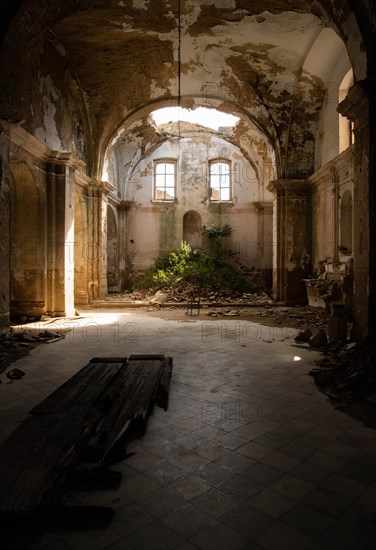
[1,309,375,550]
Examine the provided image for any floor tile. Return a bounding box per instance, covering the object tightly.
[192,461,235,486]
[161,502,216,538]
[190,487,240,518]
[4,311,375,550]
[320,473,367,499]
[260,450,301,473]
[164,474,211,502]
[237,442,273,460]
[303,487,352,518]
[317,522,375,550]
[281,502,333,538]
[290,462,332,485]
[189,522,248,550]
[214,450,255,473]
[248,486,297,518]
[135,487,185,518]
[241,462,284,485]
[269,474,316,501]
[169,452,210,473]
[220,501,274,539]
[143,460,184,485]
[126,519,185,550]
[111,502,155,537]
[254,521,313,550]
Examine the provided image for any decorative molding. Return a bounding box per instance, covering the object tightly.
[308,147,354,189]
[267,179,310,196]
[74,170,92,189]
[10,125,51,162]
[10,124,87,172]
[48,151,86,171]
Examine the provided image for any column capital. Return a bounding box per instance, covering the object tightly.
[267,179,310,196]
[337,80,370,129]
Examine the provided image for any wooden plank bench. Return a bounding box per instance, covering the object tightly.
[0,355,173,522]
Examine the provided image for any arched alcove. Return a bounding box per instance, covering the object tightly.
[183,211,202,249]
[340,190,353,253]
[107,205,119,293]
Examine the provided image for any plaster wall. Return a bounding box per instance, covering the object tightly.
[310,147,354,274]
[313,30,352,170]
[9,161,47,318]
[113,132,273,280]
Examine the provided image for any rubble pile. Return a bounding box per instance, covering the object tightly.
[0,329,65,374]
[309,341,376,427]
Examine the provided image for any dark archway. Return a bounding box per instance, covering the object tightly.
[106,205,119,293]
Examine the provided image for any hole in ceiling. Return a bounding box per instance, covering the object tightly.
[151,107,239,131]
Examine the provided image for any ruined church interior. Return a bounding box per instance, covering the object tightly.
[0,1,375,549]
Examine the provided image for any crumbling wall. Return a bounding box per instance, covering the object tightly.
[117,125,273,282]
[1,31,92,170]
[309,147,354,275]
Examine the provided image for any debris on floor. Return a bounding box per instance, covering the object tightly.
[309,341,376,427]
[295,328,313,342]
[6,368,26,381]
[0,328,66,374]
[308,328,328,348]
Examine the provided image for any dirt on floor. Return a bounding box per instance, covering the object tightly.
[1,295,375,430]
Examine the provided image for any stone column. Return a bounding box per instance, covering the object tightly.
[0,121,10,332]
[45,155,76,317]
[74,170,91,305]
[267,179,312,305]
[338,81,372,340]
[87,183,107,301]
[254,201,273,288]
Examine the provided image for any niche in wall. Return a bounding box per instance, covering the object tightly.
[183,210,202,249]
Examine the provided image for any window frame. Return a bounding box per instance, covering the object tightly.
[153,159,177,202]
[208,159,232,202]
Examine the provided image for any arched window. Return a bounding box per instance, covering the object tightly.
[154,160,176,201]
[339,69,354,154]
[209,160,231,201]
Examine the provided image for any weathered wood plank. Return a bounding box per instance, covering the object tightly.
[86,359,164,461]
[31,360,126,415]
[0,355,173,519]
[0,362,124,517]
[157,356,173,410]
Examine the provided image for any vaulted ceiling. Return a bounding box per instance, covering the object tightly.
[0,0,371,178]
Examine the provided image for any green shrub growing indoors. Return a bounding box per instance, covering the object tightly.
[134,241,262,293]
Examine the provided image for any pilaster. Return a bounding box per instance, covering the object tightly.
[267,179,312,305]
[338,81,371,339]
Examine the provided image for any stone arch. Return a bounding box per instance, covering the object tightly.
[100,97,278,185]
[106,204,119,293]
[9,160,46,319]
[183,211,202,249]
[340,190,353,253]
